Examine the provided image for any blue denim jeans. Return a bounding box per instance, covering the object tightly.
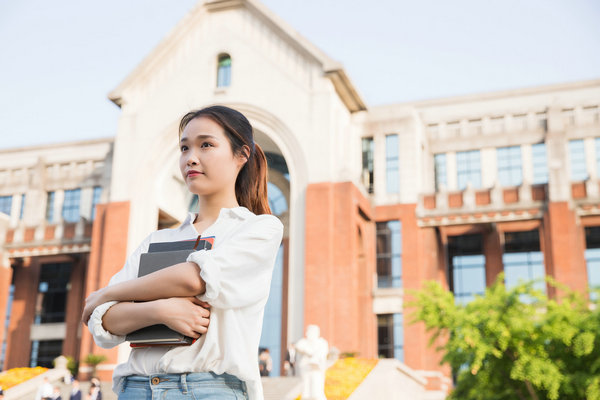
[117,372,249,400]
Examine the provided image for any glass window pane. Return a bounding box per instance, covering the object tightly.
[217,54,232,88]
[585,227,600,301]
[0,196,12,216]
[46,192,55,223]
[434,153,447,191]
[376,221,402,288]
[91,186,102,220]
[531,143,548,184]
[497,146,522,186]
[503,230,545,295]
[62,188,81,223]
[569,139,588,181]
[449,235,485,305]
[456,150,481,189]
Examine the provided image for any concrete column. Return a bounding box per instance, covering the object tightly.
[446,152,457,191]
[546,108,570,201]
[522,144,534,184]
[481,147,497,189]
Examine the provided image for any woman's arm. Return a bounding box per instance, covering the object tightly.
[82,261,206,324]
[102,297,210,338]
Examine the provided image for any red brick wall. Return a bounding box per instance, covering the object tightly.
[78,201,131,380]
[304,182,376,359]
[0,262,13,370]
[376,204,450,376]
[543,202,588,296]
[4,257,39,369]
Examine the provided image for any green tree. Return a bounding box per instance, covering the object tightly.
[410,275,600,400]
[83,353,107,378]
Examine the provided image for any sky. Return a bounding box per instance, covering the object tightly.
[0,0,599,150]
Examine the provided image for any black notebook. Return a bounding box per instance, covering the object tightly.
[125,236,213,347]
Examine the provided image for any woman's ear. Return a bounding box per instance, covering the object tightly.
[237,145,251,168]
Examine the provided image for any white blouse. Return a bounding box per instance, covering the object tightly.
[88,206,283,400]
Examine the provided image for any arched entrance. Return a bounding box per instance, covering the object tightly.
[151,104,305,377]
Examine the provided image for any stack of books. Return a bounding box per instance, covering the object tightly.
[126,235,214,347]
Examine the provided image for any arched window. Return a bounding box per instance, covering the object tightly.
[216,53,231,88]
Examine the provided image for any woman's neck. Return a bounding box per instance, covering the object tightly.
[194,193,239,223]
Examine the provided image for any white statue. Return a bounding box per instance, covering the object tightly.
[295,324,329,400]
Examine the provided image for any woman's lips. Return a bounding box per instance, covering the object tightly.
[187,172,203,177]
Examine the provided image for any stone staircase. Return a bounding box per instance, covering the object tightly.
[261,376,302,400]
[14,380,116,400]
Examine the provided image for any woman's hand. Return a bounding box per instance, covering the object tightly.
[82,287,109,326]
[156,297,211,338]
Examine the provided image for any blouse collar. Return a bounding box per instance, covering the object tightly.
[180,206,254,231]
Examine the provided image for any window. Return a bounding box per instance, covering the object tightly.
[30,340,63,368]
[19,193,25,220]
[376,221,402,288]
[503,230,545,294]
[585,226,600,301]
[531,143,548,184]
[456,150,481,189]
[46,192,55,223]
[0,195,12,216]
[260,244,284,376]
[35,262,72,324]
[377,313,404,361]
[62,188,81,223]
[0,282,14,370]
[91,186,102,220]
[216,53,232,88]
[361,137,375,193]
[449,234,485,305]
[267,182,288,216]
[434,153,447,191]
[385,134,399,193]
[569,139,588,181]
[497,146,522,186]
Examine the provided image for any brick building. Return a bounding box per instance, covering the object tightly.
[0,0,598,396]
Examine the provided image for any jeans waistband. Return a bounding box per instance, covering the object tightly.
[117,372,243,394]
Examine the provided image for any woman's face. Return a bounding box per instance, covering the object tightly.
[179,116,247,197]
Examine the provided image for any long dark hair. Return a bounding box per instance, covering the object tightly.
[179,105,271,215]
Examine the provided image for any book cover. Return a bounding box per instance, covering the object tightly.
[125,236,214,347]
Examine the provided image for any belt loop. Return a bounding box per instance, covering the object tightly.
[117,376,127,393]
[181,373,188,394]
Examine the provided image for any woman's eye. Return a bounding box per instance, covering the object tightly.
[180,145,188,152]
[201,142,213,148]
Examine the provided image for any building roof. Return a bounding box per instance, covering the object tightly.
[108,0,367,112]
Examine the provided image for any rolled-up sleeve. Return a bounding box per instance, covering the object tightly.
[186,215,283,309]
[87,233,152,348]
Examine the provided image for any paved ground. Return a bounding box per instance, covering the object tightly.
[21,380,116,400]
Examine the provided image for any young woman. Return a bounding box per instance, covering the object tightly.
[82,105,283,400]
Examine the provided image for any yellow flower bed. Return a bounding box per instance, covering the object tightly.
[295,357,379,400]
[0,367,48,390]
